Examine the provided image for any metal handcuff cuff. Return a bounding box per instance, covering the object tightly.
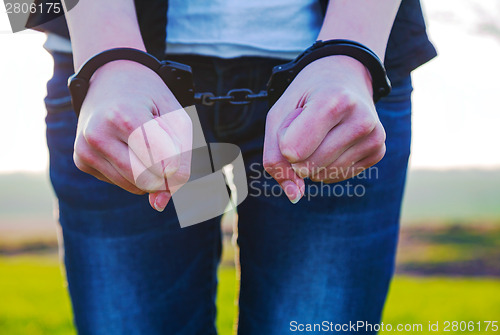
[68,39,391,117]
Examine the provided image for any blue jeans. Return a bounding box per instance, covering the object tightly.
[45,51,412,335]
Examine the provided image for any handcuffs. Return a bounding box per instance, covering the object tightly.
[69,39,391,117]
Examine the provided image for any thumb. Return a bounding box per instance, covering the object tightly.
[149,191,172,212]
[263,107,305,204]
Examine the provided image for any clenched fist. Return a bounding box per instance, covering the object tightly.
[263,56,386,203]
[73,60,193,212]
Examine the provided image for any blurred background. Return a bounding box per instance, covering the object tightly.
[1,0,500,334]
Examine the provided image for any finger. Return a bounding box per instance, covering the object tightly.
[156,109,193,193]
[147,110,192,212]
[82,136,173,211]
[149,191,172,212]
[316,138,386,183]
[73,147,147,195]
[278,93,354,163]
[264,108,305,204]
[164,149,192,194]
[127,117,181,180]
[76,162,113,184]
[79,129,168,192]
[128,109,192,196]
[292,121,384,178]
[146,149,190,212]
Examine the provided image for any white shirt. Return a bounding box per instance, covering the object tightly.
[166,0,323,59]
[45,0,324,60]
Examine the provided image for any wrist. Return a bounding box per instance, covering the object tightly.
[91,59,155,81]
[319,55,374,97]
[267,39,390,106]
[316,0,402,62]
[63,0,146,69]
[69,48,195,116]
[73,41,147,70]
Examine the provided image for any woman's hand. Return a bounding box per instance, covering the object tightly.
[73,60,193,212]
[263,56,386,203]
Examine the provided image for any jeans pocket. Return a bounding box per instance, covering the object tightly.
[375,75,412,161]
[44,51,75,117]
[44,92,77,147]
[44,92,78,180]
[376,75,413,119]
[380,76,413,103]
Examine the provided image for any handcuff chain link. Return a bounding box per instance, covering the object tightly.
[194,89,268,106]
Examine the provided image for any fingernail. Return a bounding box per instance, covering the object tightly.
[153,200,164,212]
[153,192,171,212]
[282,180,302,204]
[280,146,299,163]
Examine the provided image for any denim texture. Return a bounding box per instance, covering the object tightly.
[45,51,412,335]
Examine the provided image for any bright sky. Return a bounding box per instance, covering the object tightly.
[0,0,499,173]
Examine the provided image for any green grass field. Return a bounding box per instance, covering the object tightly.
[1,255,500,335]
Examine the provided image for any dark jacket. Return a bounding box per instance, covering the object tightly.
[28,0,436,82]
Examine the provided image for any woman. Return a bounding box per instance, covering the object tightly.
[39,0,436,333]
